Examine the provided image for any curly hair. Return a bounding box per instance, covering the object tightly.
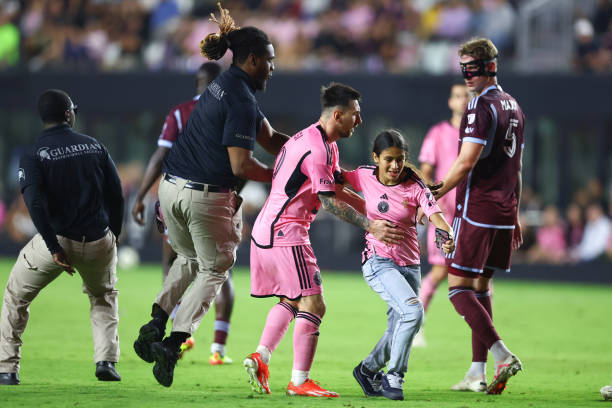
[200,3,271,64]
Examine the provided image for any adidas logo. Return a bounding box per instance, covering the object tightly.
[277,230,284,237]
[380,194,388,200]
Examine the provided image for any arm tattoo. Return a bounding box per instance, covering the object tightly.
[319,194,370,231]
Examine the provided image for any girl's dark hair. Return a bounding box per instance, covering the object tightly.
[38,89,71,123]
[372,129,426,183]
[200,3,271,64]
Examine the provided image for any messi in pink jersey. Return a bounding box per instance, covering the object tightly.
[246,83,400,398]
[431,38,524,395]
[346,130,454,400]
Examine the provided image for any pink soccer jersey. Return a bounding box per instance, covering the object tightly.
[344,166,442,266]
[251,123,340,248]
[157,97,199,148]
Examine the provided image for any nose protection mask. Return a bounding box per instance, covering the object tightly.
[460,57,498,79]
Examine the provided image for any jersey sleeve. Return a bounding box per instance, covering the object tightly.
[158,108,180,148]
[462,98,492,145]
[417,186,442,219]
[343,169,362,192]
[418,125,438,165]
[307,147,336,195]
[18,151,40,193]
[221,101,258,150]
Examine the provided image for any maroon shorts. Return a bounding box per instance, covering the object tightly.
[445,216,513,279]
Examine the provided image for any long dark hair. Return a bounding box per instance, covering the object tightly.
[372,129,425,183]
[200,3,271,64]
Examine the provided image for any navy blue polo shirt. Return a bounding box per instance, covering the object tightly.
[19,124,124,253]
[162,64,265,188]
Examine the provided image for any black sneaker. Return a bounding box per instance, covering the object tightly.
[0,372,19,385]
[95,361,121,381]
[353,362,383,397]
[382,372,405,401]
[151,341,179,387]
[134,319,164,363]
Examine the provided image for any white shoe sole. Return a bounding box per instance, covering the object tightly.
[601,385,612,400]
[451,377,486,392]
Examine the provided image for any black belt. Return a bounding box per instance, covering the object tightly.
[61,226,110,242]
[164,174,232,193]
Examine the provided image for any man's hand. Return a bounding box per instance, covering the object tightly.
[132,198,146,226]
[368,220,403,246]
[53,249,75,275]
[427,181,444,198]
[512,219,523,250]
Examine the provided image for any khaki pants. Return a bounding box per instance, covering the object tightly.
[0,231,119,373]
[154,254,197,315]
[158,177,241,334]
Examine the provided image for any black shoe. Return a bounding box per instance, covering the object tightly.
[382,372,405,401]
[95,361,121,381]
[0,372,19,385]
[151,341,179,387]
[134,320,164,363]
[353,362,383,397]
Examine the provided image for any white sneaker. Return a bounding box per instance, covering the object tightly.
[601,385,612,401]
[451,374,487,392]
[487,354,522,395]
[412,329,427,348]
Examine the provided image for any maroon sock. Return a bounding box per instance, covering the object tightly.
[472,290,492,362]
[448,286,500,349]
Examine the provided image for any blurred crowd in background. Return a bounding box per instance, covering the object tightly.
[0,0,611,74]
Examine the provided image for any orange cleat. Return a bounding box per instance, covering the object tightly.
[244,353,270,394]
[178,337,195,359]
[286,379,339,397]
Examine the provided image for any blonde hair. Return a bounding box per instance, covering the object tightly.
[200,2,240,60]
[458,37,498,61]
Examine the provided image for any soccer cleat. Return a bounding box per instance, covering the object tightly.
[381,372,405,401]
[210,351,233,365]
[286,379,339,397]
[412,328,427,348]
[244,353,270,394]
[352,362,383,396]
[450,374,487,392]
[486,354,522,395]
[151,341,179,387]
[601,385,612,401]
[134,320,164,363]
[178,337,195,359]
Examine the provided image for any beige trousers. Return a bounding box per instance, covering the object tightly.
[0,231,119,373]
[157,176,241,334]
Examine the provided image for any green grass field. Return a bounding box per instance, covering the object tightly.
[0,258,610,407]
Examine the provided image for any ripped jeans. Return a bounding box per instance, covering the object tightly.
[362,255,424,375]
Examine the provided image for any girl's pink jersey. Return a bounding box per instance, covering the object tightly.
[345,166,442,266]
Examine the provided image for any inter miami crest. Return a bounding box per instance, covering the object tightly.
[313,271,322,286]
[378,201,389,213]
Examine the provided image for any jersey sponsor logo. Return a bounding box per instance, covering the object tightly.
[378,201,389,213]
[320,178,333,185]
[380,193,388,200]
[18,168,25,181]
[464,127,474,134]
[467,113,476,124]
[313,270,322,286]
[37,143,103,161]
[235,133,253,141]
[500,99,518,111]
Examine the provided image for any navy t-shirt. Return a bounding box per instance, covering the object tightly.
[19,124,124,253]
[163,65,265,187]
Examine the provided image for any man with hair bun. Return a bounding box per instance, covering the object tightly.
[430,37,525,395]
[134,3,289,387]
[0,89,124,385]
[245,82,402,397]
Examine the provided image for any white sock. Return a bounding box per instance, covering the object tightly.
[490,340,511,364]
[467,362,486,377]
[211,342,225,356]
[256,345,271,365]
[291,369,309,386]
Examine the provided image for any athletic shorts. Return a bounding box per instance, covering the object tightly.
[250,241,323,300]
[426,222,446,266]
[445,216,513,279]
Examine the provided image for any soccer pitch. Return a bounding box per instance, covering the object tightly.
[0,259,610,407]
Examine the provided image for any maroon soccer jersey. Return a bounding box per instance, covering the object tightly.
[455,85,525,227]
[157,97,198,148]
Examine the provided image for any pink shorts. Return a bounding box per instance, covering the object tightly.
[250,241,323,300]
[446,216,513,279]
[427,223,446,265]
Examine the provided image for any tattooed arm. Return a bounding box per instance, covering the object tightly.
[318,193,403,245]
